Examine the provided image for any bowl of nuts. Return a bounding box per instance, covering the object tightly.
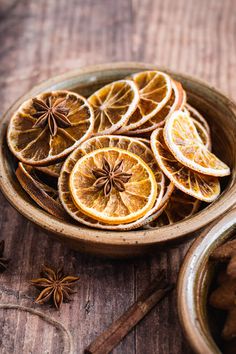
[177,207,236,354]
[0,62,235,257]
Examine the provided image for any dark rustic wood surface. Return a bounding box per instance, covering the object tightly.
[0,0,235,353]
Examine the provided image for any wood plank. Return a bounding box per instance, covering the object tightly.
[0,0,235,353]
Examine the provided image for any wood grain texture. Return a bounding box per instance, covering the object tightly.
[0,0,235,353]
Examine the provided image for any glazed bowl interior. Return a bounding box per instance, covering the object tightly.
[177,208,236,354]
[0,62,236,257]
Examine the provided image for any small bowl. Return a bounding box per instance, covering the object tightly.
[177,207,236,354]
[0,62,236,258]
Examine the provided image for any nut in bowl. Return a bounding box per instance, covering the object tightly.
[177,208,236,354]
[0,63,235,257]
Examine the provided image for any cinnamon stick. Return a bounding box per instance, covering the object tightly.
[84,272,174,354]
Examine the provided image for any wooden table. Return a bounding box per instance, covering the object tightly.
[0,0,235,353]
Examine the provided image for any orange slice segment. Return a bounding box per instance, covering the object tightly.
[16,163,68,220]
[69,147,157,224]
[59,135,165,230]
[137,137,150,147]
[145,188,200,228]
[103,174,168,231]
[88,80,139,135]
[118,71,172,133]
[164,111,230,176]
[143,179,175,228]
[183,107,211,150]
[127,80,186,135]
[192,118,211,150]
[115,180,168,230]
[151,128,221,202]
[185,103,210,134]
[7,91,94,166]
[36,161,63,178]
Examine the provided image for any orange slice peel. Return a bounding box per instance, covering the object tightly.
[183,106,211,150]
[118,71,172,133]
[151,128,221,202]
[16,162,68,220]
[164,110,230,177]
[185,103,210,134]
[36,161,63,178]
[127,80,186,135]
[145,188,200,228]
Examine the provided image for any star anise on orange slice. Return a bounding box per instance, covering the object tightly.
[92,158,132,197]
[7,90,94,166]
[69,147,158,225]
[31,265,80,309]
[32,97,71,137]
[59,135,165,230]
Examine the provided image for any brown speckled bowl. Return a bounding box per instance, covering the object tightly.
[177,208,236,354]
[0,62,236,258]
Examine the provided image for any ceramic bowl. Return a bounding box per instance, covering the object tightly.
[177,208,236,353]
[0,62,236,257]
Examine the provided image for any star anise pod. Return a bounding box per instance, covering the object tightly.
[92,158,132,197]
[32,96,71,137]
[0,240,10,272]
[30,265,80,309]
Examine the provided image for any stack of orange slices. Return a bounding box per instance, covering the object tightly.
[7,71,230,230]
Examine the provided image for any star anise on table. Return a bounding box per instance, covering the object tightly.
[32,96,71,137]
[92,158,132,197]
[30,265,80,309]
[0,240,10,272]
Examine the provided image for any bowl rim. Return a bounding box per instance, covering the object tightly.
[0,61,236,248]
[177,207,236,354]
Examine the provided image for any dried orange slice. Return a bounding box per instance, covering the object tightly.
[183,107,211,150]
[59,135,165,229]
[36,161,63,178]
[116,178,168,230]
[16,163,68,220]
[151,128,220,202]
[127,80,186,135]
[164,111,230,176]
[185,103,210,134]
[88,80,139,135]
[118,71,172,133]
[142,179,175,227]
[192,118,211,150]
[69,147,157,224]
[145,188,200,228]
[7,91,94,166]
[137,137,150,147]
